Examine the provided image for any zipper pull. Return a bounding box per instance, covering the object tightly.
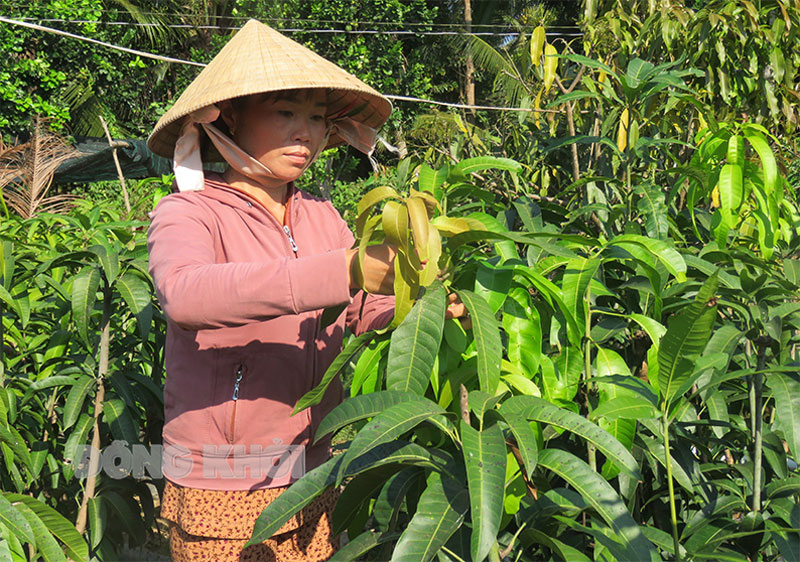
[232,367,243,401]
[283,225,299,253]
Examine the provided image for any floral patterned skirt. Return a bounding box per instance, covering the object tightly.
[160,479,339,561]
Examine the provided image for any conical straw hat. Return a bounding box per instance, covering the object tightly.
[148,19,392,159]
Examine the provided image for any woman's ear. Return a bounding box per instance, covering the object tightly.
[218,100,237,136]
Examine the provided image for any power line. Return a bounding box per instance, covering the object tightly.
[0,16,563,114]
[6,17,583,37]
[0,16,205,66]
[0,3,582,30]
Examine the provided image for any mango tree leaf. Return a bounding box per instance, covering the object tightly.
[314,391,426,444]
[417,164,449,194]
[591,396,659,420]
[608,234,687,282]
[0,496,34,546]
[501,395,640,479]
[766,371,800,460]
[561,257,600,333]
[390,472,470,562]
[329,530,399,562]
[63,376,95,431]
[386,285,446,396]
[337,400,448,483]
[3,494,87,562]
[70,267,101,344]
[295,333,375,413]
[502,288,541,379]
[538,449,656,561]
[657,272,719,405]
[8,501,65,562]
[743,128,778,195]
[374,468,423,531]
[115,273,151,340]
[455,290,501,393]
[475,263,512,314]
[247,455,342,546]
[333,466,400,535]
[101,399,138,445]
[461,422,505,562]
[451,156,522,177]
[350,337,389,397]
[634,182,669,240]
[488,410,537,477]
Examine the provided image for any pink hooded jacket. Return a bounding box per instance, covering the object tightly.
[147,175,393,491]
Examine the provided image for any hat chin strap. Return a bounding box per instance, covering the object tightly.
[173,105,331,193]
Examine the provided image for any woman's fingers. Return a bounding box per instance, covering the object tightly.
[346,244,397,294]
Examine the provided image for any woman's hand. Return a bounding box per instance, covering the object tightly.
[345,244,397,295]
[445,292,472,329]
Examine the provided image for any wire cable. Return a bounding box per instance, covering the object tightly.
[7,17,583,36]
[0,15,562,113]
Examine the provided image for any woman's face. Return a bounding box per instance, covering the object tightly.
[222,90,328,184]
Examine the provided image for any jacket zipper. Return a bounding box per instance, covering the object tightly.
[283,225,299,254]
[228,366,243,443]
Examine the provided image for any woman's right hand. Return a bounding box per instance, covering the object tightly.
[345,244,397,295]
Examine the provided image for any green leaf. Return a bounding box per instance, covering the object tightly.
[502,288,541,379]
[329,530,399,562]
[101,399,138,444]
[70,267,101,344]
[390,472,469,562]
[386,285,446,396]
[657,272,719,405]
[461,422,505,562]
[350,337,389,396]
[455,290,502,393]
[88,246,119,285]
[315,391,426,444]
[383,200,410,249]
[337,400,447,482]
[0,425,33,474]
[475,263,512,314]
[490,410,537,477]
[608,234,687,282]
[718,163,744,226]
[87,496,105,549]
[357,186,399,231]
[561,257,600,333]
[764,476,800,500]
[451,156,522,177]
[299,333,376,412]
[374,468,423,531]
[766,371,800,460]
[115,273,151,339]
[418,164,449,193]
[591,395,658,420]
[634,183,669,240]
[247,455,342,546]
[332,466,399,535]
[501,395,640,479]
[3,494,87,562]
[8,501,65,562]
[538,449,656,561]
[744,128,778,195]
[63,376,94,431]
[0,496,34,546]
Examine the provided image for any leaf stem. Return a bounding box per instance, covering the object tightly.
[662,412,681,562]
[584,288,596,472]
[751,341,766,512]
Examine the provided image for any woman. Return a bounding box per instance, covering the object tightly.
[146,20,398,560]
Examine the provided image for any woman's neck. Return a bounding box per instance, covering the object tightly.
[222,168,290,223]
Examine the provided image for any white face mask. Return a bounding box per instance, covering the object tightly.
[172,103,378,193]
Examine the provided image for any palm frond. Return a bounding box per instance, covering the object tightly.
[468,35,531,107]
[2,117,82,219]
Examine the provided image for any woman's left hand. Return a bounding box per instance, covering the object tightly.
[445,292,471,329]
